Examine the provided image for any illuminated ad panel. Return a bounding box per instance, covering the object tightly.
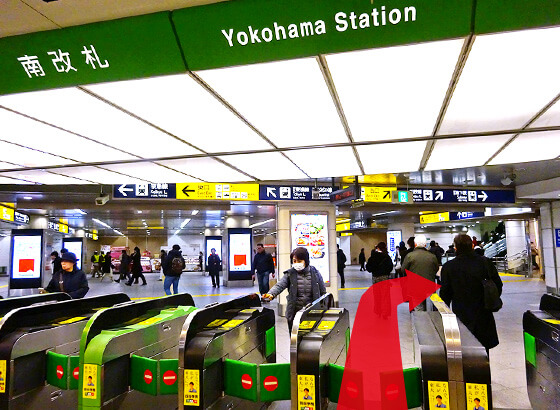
[10,229,44,289]
[290,213,330,283]
[63,238,84,270]
[228,228,253,281]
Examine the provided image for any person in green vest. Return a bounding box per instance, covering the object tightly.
[90,251,101,278]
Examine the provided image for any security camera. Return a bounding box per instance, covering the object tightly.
[311,187,321,200]
[501,173,516,186]
[95,194,110,206]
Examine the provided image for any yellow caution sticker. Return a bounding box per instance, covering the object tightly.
[544,319,560,325]
[325,309,342,314]
[82,364,98,399]
[240,309,257,314]
[136,317,162,326]
[430,293,444,303]
[184,369,200,406]
[58,316,87,325]
[0,360,6,393]
[466,383,489,410]
[427,381,449,410]
[317,320,336,331]
[299,321,317,330]
[207,319,228,328]
[297,375,316,409]
[308,310,324,315]
[222,319,244,329]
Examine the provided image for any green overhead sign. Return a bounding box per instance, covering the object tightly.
[173,0,474,71]
[0,12,185,95]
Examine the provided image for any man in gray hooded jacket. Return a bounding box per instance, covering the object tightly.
[263,247,326,332]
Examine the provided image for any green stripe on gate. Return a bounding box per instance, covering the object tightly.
[524,332,537,367]
[403,367,422,409]
[265,326,276,357]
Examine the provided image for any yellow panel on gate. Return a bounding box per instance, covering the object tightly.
[466,383,489,410]
[427,381,450,409]
[176,183,259,201]
[362,186,396,203]
[298,375,316,409]
[184,369,200,406]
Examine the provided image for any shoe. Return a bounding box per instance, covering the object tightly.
[212,285,216,288]
[141,283,147,286]
[134,281,138,284]
[125,282,131,286]
[115,280,120,283]
[157,279,163,281]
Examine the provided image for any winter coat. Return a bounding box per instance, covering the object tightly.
[207,254,221,275]
[102,254,114,273]
[366,252,393,278]
[253,251,275,274]
[358,251,366,264]
[337,249,347,271]
[440,253,503,349]
[119,254,130,274]
[46,267,89,299]
[401,247,439,282]
[163,249,186,277]
[268,265,326,322]
[130,252,142,275]
[52,256,62,274]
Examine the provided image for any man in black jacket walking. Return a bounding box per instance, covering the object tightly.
[252,244,275,294]
[163,244,185,295]
[207,248,221,287]
[337,245,347,288]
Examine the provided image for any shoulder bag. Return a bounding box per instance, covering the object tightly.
[481,258,503,312]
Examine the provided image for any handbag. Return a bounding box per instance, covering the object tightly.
[269,277,277,288]
[481,259,503,312]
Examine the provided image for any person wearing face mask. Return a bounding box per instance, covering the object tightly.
[262,247,326,332]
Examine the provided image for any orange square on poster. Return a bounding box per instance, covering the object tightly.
[19,259,34,273]
[233,255,247,266]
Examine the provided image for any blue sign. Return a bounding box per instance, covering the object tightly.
[556,229,560,248]
[113,183,176,199]
[410,188,515,204]
[453,211,485,220]
[259,185,333,201]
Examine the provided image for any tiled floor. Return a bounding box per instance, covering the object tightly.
[0,265,544,409]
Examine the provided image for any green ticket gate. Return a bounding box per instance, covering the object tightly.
[178,294,275,409]
[78,293,196,409]
[0,293,130,409]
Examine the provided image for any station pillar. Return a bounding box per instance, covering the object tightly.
[276,203,339,317]
[539,203,560,294]
[505,220,529,273]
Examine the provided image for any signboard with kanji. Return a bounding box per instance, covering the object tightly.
[298,374,316,409]
[427,380,449,410]
[183,369,200,406]
[465,383,489,410]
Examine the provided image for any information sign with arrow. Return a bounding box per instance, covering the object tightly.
[260,185,333,201]
[176,183,259,200]
[410,188,515,204]
[113,184,176,199]
[361,186,397,203]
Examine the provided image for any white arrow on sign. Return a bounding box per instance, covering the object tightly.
[267,187,277,198]
[435,191,443,201]
[478,191,488,202]
[118,184,133,197]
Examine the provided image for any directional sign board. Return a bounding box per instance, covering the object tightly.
[361,187,397,203]
[421,211,486,224]
[177,183,259,200]
[260,185,333,201]
[410,188,515,203]
[113,183,176,199]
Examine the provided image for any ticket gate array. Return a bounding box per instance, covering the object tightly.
[0,293,71,317]
[523,293,560,409]
[412,294,492,410]
[0,293,130,409]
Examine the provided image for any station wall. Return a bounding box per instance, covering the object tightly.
[0,235,9,271]
[349,231,387,264]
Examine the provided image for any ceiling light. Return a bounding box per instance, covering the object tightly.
[174,229,180,235]
[23,196,32,200]
[137,210,143,214]
[113,229,124,236]
[73,209,87,215]
[249,218,276,229]
[93,218,111,229]
[244,211,249,214]
[180,218,191,228]
[191,210,199,215]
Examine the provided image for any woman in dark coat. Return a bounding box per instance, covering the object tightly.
[358,248,366,271]
[440,234,503,352]
[125,247,147,286]
[366,242,394,283]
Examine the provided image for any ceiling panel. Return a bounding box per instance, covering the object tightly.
[357,141,427,174]
[0,88,202,159]
[197,58,348,147]
[157,157,252,182]
[54,166,149,184]
[489,131,560,165]
[426,135,512,170]
[0,170,90,184]
[439,27,560,135]
[85,74,273,153]
[0,140,76,168]
[326,39,464,142]
[102,162,194,183]
[285,147,361,178]
[0,161,21,170]
[217,152,308,180]
[528,97,560,128]
[0,108,136,163]
[0,176,34,184]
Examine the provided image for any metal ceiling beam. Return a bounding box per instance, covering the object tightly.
[419,35,475,171]
[316,55,365,175]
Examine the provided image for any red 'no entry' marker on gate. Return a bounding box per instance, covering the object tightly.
[263,376,278,391]
[144,369,153,384]
[162,370,177,385]
[241,374,253,389]
[56,365,64,379]
[73,367,79,380]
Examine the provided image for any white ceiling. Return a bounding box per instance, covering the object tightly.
[1,13,560,185]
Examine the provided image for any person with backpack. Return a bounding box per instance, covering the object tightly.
[163,244,185,295]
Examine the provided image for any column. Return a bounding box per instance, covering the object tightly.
[505,220,528,273]
[277,203,338,317]
[540,203,560,294]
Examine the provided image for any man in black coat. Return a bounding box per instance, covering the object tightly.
[207,248,221,287]
[44,252,89,299]
[337,245,347,288]
[50,251,62,274]
[440,234,503,352]
[252,243,275,294]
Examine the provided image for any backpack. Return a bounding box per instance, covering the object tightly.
[171,257,184,275]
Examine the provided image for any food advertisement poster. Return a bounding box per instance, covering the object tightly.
[291,213,329,283]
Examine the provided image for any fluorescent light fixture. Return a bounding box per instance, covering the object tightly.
[74,209,87,215]
[490,131,560,165]
[197,58,348,147]
[92,218,111,229]
[0,140,76,168]
[249,218,275,228]
[216,152,307,180]
[113,229,124,236]
[180,218,191,228]
[174,229,180,235]
[286,147,361,178]
[326,39,463,141]
[439,27,560,135]
[137,210,143,214]
[357,141,426,174]
[23,196,33,200]
[370,211,397,217]
[157,157,252,182]
[191,210,199,215]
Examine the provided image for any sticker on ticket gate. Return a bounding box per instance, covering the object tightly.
[298,375,316,409]
[57,316,87,325]
[427,381,449,410]
[325,309,342,314]
[0,360,6,393]
[299,321,316,330]
[240,309,257,313]
[317,321,336,331]
[206,319,228,327]
[466,383,489,410]
[184,369,200,406]
[82,364,98,399]
[222,319,244,329]
[544,319,560,325]
[308,310,324,315]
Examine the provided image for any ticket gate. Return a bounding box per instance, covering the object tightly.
[413,295,492,410]
[0,293,71,317]
[79,293,196,409]
[0,293,130,409]
[524,293,560,409]
[290,293,350,410]
[178,293,275,409]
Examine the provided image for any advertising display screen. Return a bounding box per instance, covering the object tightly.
[291,213,329,283]
[205,236,223,267]
[62,238,83,270]
[10,229,43,289]
[228,228,252,280]
[386,230,402,263]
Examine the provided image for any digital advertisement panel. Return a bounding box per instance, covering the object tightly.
[63,238,83,270]
[386,230,402,263]
[205,237,223,266]
[10,229,44,289]
[228,228,253,280]
[291,213,329,283]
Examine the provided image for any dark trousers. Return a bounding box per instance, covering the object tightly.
[256,271,270,294]
[118,271,130,281]
[210,272,219,286]
[360,261,365,271]
[127,269,146,285]
[338,267,345,287]
[288,317,294,333]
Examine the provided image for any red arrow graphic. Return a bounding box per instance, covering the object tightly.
[338,270,440,409]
